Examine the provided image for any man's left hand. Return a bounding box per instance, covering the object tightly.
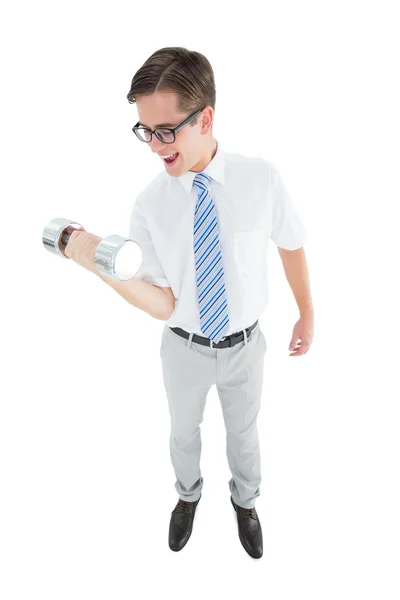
[288,311,314,356]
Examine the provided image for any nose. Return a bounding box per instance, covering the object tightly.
[149,135,168,154]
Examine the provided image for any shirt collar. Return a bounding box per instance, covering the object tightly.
[177,139,226,195]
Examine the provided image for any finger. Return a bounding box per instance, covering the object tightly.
[66,230,82,254]
[289,346,309,356]
[67,231,87,259]
[290,341,302,350]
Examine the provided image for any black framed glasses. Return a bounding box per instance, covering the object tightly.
[132,107,205,144]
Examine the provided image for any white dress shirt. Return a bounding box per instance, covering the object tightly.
[128,139,306,337]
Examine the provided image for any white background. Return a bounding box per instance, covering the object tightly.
[1,0,399,598]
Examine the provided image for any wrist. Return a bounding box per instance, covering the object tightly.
[300,305,314,317]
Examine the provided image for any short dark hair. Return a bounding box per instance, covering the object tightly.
[126,47,216,127]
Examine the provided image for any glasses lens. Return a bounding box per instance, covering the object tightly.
[155,129,175,143]
[134,128,152,142]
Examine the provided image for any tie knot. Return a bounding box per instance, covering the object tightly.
[193,172,211,191]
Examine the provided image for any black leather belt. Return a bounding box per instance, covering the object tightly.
[169,320,258,349]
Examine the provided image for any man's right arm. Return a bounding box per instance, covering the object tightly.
[97,271,175,321]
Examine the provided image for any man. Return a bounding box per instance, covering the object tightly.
[65,47,314,560]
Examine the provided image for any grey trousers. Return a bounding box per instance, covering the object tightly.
[160,321,267,509]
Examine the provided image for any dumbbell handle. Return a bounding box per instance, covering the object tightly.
[61,232,72,246]
[61,226,87,247]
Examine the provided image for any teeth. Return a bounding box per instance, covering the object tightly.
[161,153,177,158]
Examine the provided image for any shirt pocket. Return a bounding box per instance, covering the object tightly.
[234,228,268,281]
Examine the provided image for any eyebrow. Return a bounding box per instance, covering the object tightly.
[139,120,176,128]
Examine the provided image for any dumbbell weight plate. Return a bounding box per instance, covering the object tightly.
[42,218,86,258]
[94,235,142,281]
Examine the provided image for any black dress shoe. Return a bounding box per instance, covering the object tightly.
[169,494,201,551]
[231,495,263,559]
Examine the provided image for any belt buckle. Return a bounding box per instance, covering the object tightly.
[212,336,228,348]
[223,335,233,348]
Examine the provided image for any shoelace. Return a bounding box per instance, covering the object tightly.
[241,507,257,519]
[174,499,196,514]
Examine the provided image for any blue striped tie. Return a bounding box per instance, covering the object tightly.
[193,172,230,344]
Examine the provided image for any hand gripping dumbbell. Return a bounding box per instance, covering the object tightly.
[42,217,142,281]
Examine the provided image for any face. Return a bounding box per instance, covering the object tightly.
[135,91,215,176]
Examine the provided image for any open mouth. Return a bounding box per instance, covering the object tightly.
[162,152,179,165]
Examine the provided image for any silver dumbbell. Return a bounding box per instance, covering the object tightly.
[42,217,142,281]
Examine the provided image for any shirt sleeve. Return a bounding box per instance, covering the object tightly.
[128,197,170,287]
[270,167,307,250]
